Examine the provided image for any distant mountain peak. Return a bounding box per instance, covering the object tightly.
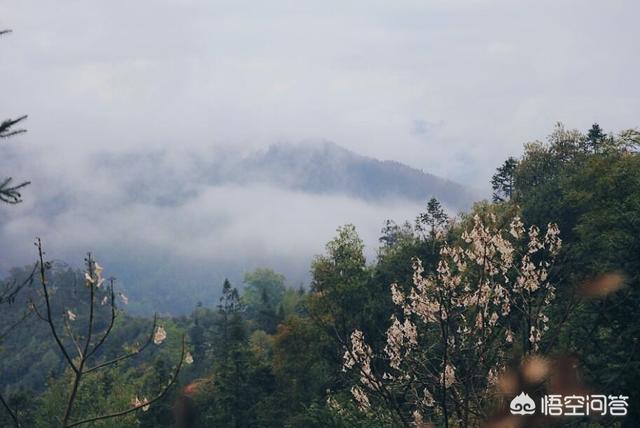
[222,141,477,210]
[97,141,477,210]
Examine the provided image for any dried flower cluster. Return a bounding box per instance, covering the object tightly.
[84,261,104,288]
[132,396,150,412]
[153,326,167,345]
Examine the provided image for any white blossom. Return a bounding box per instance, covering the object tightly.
[350,385,370,411]
[153,326,167,345]
[505,329,513,343]
[326,395,341,412]
[132,396,150,411]
[487,367,499,386]
[489,312,499,327]
[384,315,417,369]
[422,388,435,407]
[544,223,562,255]
[441,364,456,388]
[85,260,105,287]
[341,214,560,419]
[509,216,525,239]
[412,409,424,427]
[94,262,104,288]
[390,283,404,306]
[529,326,542,351]
[527,225,544,254]
[119,292,129,305]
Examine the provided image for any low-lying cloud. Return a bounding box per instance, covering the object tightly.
[1,146,431,312]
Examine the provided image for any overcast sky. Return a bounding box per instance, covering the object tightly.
[1,1,639,279]
[2,0,638,181]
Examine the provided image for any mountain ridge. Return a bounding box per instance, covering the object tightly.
[206,140,477,210]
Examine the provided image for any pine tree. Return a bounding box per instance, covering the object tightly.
[490,156,518,202]
[586,122,606,153]
[1,30,30,204]
[201,280,251,427]
[416,197,448,239]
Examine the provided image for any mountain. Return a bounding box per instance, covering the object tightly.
[2,141,480,315]
[205,141,476,210]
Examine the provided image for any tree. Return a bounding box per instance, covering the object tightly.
[379,220,413,249]
[215,279,245,359]
[0,240,186,427]
[309,224,371,343]
[490,157,518,202]
[199,279,252,427]
[267,315,333,425]
[242,269,286,333]
[586,123,606,153]
[415,197,449,239]
[188,311,207,373]
[341,213,562,427]
[491,123,640,424]
[1,30,30,204]
[557,151,640,421]
[243,269,286,308]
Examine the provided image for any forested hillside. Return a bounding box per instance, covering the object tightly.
[2,124,639,427]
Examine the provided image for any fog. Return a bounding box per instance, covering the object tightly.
[1,143,432,312]
[1,0,639,311]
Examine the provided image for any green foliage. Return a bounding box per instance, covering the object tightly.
[242,268,286,333]
[309,224,370,340]
[490,156,518,201]
[243,269,286,309]
[0,261,185,427]
[492,123,640,425]
[36,369,139,428]
[3,123,640,426]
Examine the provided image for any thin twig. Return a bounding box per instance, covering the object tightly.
[66,335,186,428]
[36,238,78,373]
[0,392,20,427]
[83,315,158,374]
[84,279,117,360]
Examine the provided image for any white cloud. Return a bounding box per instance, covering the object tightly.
[1,0,639,275]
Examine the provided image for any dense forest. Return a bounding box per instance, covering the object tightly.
[2,123,639,427]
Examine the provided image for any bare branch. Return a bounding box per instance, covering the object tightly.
[28,300,48,322]
[84,314,158,374]
[84,279,117,360]
[35,238,78,373]
[63,315,84,359]
[0,392,20,427]
[0,178,31,204]
[66,335,187,428]
[61,254,99,427]
[0,115,28,139]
